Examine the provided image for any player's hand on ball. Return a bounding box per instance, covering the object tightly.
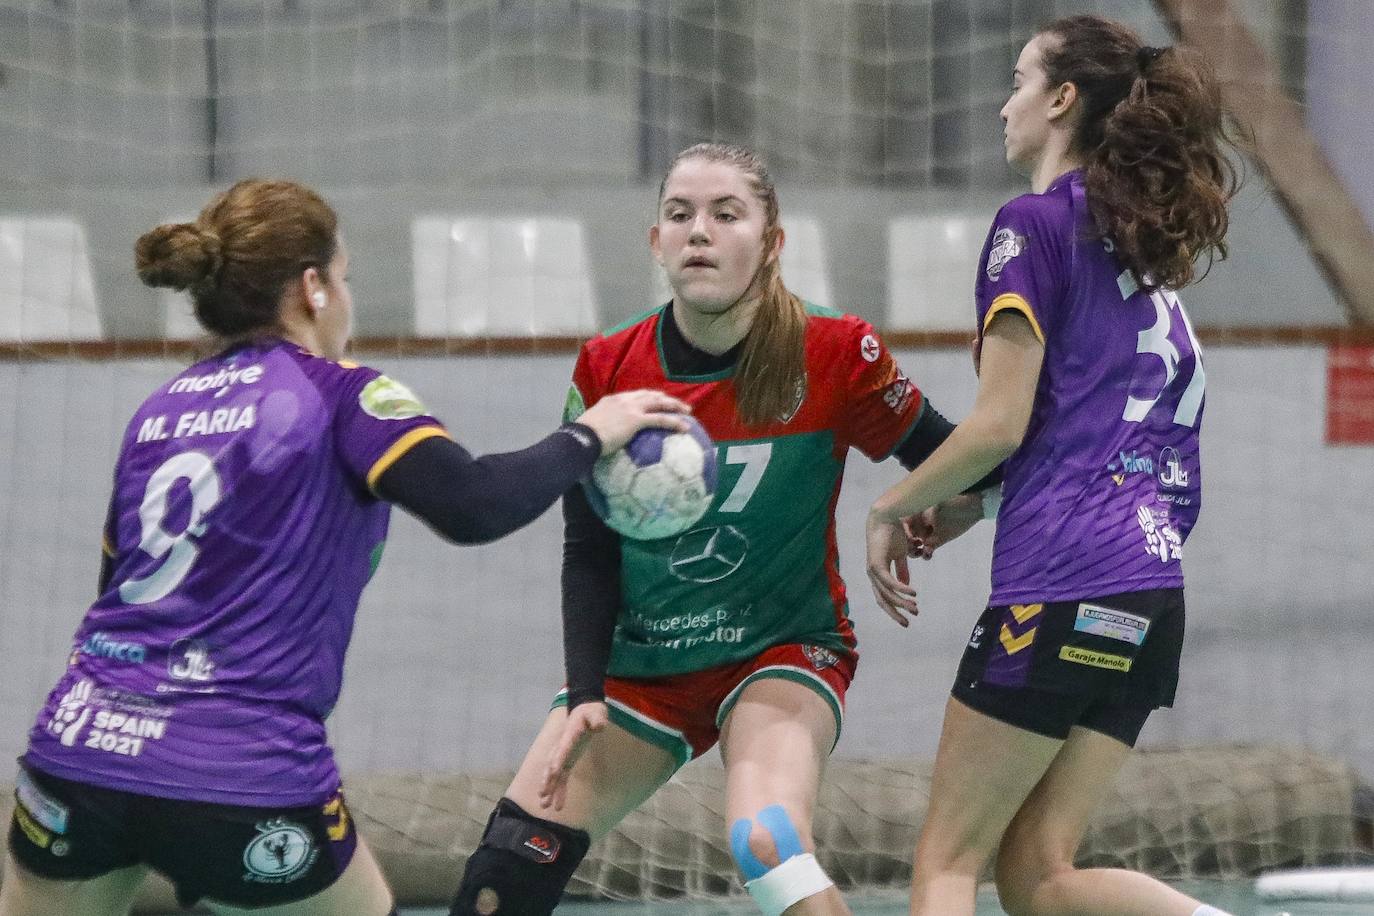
[866,511,920,626]
[579,390,691,456]
[539,701,609,812]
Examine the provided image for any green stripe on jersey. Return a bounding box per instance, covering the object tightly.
[601,304,666,338]
[802,300,844,318]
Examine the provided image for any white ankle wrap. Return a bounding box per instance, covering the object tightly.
[744,852,834,915]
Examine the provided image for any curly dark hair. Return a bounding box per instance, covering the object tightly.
[1039,15,1245,290]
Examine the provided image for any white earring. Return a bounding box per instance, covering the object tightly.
[311,291,327,309]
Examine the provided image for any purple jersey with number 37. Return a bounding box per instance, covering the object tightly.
[24,338,448,807]
[975,170,1204,606]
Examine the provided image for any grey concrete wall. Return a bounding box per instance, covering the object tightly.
[0,345,1368,779]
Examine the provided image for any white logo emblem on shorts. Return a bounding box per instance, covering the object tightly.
[860,335,880,362]
[243,819,317,884]
[802,645,839,670]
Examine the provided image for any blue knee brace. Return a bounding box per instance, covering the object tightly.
[729,804,804,880]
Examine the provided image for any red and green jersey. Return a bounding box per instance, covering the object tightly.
[565,304,925,678]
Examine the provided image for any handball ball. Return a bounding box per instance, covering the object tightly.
[586,415,718,540]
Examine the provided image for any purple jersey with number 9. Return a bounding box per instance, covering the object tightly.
[974,170,1203,606]
[24,338,448,807]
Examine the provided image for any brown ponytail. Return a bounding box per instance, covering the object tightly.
[1039,15,1244,290]
[135,178,338,338]
[660,144,807,427]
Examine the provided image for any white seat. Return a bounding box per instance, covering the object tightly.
[651,215,832,309]
[887,215,984,330]
[412,217,599,336]
[0,217,103,341]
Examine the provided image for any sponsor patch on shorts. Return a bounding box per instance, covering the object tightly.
[1059,645,1132,672]
[1073,603,1150,646]
[802,644,839,670]
[16,768,69,834]
[242,819,319,884]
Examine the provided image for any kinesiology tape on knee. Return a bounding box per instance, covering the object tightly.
[730,804,805,880]
[448,797,590,916]
[729,804,834,916]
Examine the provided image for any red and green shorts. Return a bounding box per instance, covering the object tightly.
[552,643,857,768]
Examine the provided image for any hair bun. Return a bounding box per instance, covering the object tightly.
[134,222,224,292]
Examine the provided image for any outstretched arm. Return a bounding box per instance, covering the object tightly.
[376,426,601,544]
[377,389,690,544]
[866,312,1044,621]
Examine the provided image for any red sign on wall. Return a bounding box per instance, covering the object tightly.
[1327,345,1374,445]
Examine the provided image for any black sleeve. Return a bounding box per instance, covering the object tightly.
[375,424,601,544]
[892,399,1003,492]
[560,484,621,709]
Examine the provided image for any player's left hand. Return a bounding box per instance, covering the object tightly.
[866,512,919,626]
[538,701,608,812]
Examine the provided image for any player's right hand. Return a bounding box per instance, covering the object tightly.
[539,701,609,812]
[578,390,691,456]
[905,492,983,559]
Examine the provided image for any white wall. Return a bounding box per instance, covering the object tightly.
[1307,0,1374,236]
[0,179,1345,344]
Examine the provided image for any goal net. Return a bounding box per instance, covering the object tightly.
[0,0,1370,907]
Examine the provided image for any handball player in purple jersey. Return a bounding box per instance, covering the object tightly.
[0,179,687,916]
[865,16,1245,916]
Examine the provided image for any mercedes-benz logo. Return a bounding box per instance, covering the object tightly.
[668,525,749,583]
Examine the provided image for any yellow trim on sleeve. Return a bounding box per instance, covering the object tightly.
[366,426,451,491]
[101,534,115,558]
[983,293,1045,344]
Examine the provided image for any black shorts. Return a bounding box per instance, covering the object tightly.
[8,761,358,908]
[951,588,1184,747]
